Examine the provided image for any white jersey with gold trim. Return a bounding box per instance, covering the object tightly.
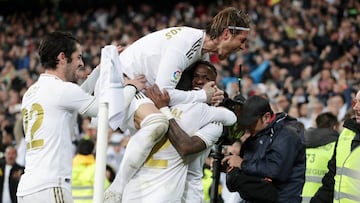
[122,102,235,202]
[183,119,230,202]
[17,74,95,196]
[119,26,209,106]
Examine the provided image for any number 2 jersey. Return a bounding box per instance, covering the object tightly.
[122,102,236,202]
[17,74,96,196]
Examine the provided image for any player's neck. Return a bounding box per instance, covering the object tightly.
[202,35,218,54]
[45,69,66,81]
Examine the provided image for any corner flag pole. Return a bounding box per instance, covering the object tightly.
[93,45,126,202]
[93,102,108,203]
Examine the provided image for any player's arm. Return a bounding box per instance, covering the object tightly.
[167,119,206,156]
[167,120,223,157]
[82,74,146,116]
[80,65,100,94]
[146,84,225,156]
[153,43,225,106]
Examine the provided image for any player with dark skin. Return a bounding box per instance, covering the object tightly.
[147,60,219,156]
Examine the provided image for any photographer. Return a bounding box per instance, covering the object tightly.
[222,95,306,203]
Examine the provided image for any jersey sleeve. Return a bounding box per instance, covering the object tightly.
[80,66,100,94]
[194,122,224,148]
[198,104,237,126]
[59,82,96,116]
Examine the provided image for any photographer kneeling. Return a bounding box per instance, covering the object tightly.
[222,95,306,203]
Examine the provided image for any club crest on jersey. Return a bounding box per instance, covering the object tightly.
[171,69,182,84]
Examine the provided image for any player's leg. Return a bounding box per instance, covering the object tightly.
[105,92,169,202]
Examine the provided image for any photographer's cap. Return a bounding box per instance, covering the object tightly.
[238,95,272,126]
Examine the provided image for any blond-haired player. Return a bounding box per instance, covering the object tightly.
[105,7,250,201]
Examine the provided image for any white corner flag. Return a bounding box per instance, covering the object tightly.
[93,45,125,203]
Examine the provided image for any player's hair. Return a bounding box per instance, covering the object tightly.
[39,31,79,70]
[176,60,217,91]
[316,112,339,128]
[207,7,250,40]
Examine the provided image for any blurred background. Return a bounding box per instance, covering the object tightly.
[0,0,359,201]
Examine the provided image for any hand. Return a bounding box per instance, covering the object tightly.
[222,154,243,172]
[202,81,216,103]
[145,84,170,108]
[124,74,147,91]
[210,86,224,106]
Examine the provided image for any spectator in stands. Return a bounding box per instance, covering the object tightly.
[0,146,24,203]
[72,138,109,203]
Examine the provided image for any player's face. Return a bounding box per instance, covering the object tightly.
[65,43,84,82]
[218,30,248,60]
[192,64,217,90]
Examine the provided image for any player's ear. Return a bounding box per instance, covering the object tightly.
[221,28,231,40]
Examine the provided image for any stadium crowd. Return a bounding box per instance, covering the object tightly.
[0,0,359,202]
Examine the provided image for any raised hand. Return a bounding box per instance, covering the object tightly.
[211,86,224,106]
[145,84,170,109]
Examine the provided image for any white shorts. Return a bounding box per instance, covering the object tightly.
[17,187,73,203]
[121,91,154,130]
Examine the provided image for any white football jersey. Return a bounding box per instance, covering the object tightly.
[122,102,235,202]
[119,26,209,106]
[182,108,236,202]
[17,74,95,196]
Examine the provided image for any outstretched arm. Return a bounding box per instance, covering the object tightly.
[146,84,226,156]
[80,66,100,93]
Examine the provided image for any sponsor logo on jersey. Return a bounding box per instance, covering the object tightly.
[186,38,202,60]
[171,69,182,84]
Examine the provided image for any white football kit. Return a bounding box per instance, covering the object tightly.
[106,26,215,201]
[17,74,97,202]
[118,26,209,130]
[183,119,232,202]
[122,102,236,203]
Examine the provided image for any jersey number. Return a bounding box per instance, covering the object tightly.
[144,138,171,168]
[165,28,182,40]
[22,103,44,151]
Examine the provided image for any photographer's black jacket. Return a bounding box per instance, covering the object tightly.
[240,112,306,203]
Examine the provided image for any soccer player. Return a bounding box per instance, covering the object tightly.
[105,7,250,201]
[16,31,146,203]
[121,61,236,202]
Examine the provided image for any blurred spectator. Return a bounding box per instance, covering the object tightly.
[0,124,15,158]
[0,146,24,203]
[325,94,347,121]
[72,138,109,203]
